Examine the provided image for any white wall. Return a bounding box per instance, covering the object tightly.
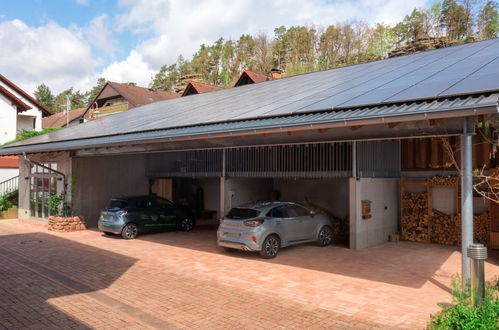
[0,94,17,144]
[16,114,36,132]
[224,178,273,214]
[0,79,44,145]
[273,178,350,219]
[349,178,399,249]
[0,168,18,183]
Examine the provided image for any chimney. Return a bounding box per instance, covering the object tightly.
[270,68,282,79]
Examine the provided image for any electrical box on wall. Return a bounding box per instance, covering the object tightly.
[361,200,372,220]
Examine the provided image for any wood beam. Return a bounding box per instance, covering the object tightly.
[350,125,363,131]
[387,122,400,128]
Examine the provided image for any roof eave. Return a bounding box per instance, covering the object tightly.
[0,103,496,157]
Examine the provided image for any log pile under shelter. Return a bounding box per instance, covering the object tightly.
[401,176,490,246]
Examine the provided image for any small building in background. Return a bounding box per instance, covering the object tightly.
[0,74,51,188]
[87,82,179,119]
[42,107,87,128]
[181,81,224,97]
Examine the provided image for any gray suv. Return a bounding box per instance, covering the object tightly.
[217,201,332,258]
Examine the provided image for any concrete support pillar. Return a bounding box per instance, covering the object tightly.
[219,176,225,218]
[461,117,474,289]
[18,156,31,219]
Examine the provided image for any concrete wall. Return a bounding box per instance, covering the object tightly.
[224,178,273,214]
[0,167,18,183]
[194,178,219,212]
[273,178,350,219]
[349,178,399,249]
[72,154,148,227]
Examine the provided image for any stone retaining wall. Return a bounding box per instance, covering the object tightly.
[48,216,87,232]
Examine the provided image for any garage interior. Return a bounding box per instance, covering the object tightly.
[68,139,403,250]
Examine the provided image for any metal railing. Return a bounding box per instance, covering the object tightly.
[0,176,19,196]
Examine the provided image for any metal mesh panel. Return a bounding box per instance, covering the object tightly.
[226,143,351,178]
[147,149,223,177]
[356,140,400,178]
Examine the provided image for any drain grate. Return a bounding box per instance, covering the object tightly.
[19,240,42,245]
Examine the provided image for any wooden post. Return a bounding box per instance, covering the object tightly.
[431,138,439,168]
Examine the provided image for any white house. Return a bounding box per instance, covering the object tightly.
[0,74,51,185]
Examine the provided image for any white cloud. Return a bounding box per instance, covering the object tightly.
[82,14,116,57]
[109,0,428,69]
[101,50,156,86]
[0,19,95,94]
[0,0,430,97]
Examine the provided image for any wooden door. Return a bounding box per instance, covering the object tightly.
[151,179,173,200]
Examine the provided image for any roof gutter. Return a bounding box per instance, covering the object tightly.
[1,104,497,156]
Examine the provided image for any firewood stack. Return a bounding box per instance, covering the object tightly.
[401,176,491,246]
[48,216,87,232]
[429,176,459,186]
[401,192,430,242]
[430,209,460,245]
[300,201,349,245]
[474,212,490,245]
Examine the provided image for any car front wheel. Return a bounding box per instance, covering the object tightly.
[121,223,139,239]
[259,235,280,259]
[180,217,195,231]
[317,225,333,246]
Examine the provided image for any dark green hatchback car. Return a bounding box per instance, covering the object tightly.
[98,195,195,239]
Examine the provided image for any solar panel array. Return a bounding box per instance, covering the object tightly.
[5,38,499,148]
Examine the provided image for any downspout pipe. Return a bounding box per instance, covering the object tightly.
[22,152,68,201]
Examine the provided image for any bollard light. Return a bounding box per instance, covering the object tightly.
[467,243,487,306]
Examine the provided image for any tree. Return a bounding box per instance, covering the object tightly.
[440,0,472,40]
[52,88,87,113]
[34,84,55,110]
[477,0,498,39]
[86,78,107,106]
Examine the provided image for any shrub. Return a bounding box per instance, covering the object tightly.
[428,274,499,329]
[0,189,18,213]
[47,193,71,217]
[2,128,60,145]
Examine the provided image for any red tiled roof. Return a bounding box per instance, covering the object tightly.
[181,81,224,96]
[42,107,87,128]
[244,70,271,83]
[234,70,272,87]
[0,85,31,112]
[107,82,180,108]
[0,74,52,116]
[0,156,19,168]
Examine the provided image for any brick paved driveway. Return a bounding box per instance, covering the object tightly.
[0,219,498,329]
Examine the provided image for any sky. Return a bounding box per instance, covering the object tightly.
[0,0,432,95]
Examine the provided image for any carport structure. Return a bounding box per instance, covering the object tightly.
[1,38,499,286]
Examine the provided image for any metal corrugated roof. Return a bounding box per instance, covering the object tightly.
[1,93,497,156]
[1,38,499,154]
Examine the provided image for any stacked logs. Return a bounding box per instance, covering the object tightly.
[431,210,460,245]
[429,176,459,186]
[48,216,87,232]
[401,188,491,246]
[474,212,490,246]
[300,201,349,245]
[401,192,430,242]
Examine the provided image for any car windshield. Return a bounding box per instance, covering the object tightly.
[226,208,260,220]
[107,200,128,210]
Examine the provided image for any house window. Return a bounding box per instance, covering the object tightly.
[33,118,36,129]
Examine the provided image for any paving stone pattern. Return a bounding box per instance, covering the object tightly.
[0,219,498,329]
